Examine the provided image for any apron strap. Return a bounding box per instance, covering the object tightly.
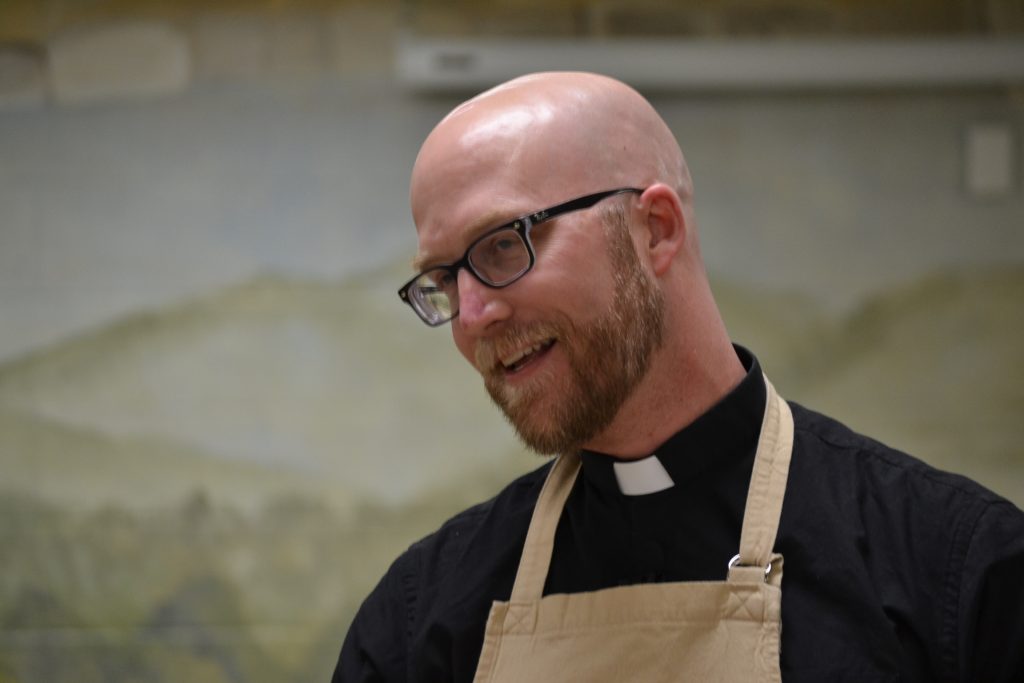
[729,376,794,585]
[509,451,582,602]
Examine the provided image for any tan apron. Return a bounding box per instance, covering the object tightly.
[473,377,794,683]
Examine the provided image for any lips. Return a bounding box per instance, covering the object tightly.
[501,339,555,373]
[475,322,563,380]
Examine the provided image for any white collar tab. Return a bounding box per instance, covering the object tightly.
[612,455,675,496]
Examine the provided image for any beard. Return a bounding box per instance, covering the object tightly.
[476,216,665,455]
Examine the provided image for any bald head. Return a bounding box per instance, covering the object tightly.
[419,72,687,191]
[410,72,696,270]
[411,74,700,274]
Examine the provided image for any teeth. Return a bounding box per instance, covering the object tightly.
[501,341,551,370]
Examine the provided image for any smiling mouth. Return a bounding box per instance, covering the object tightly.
[500,339,556,374]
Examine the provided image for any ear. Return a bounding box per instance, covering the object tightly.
[636,184,686,277]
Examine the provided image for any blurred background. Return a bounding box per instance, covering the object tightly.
[1,0,1022,681]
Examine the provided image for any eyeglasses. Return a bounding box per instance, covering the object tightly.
[398,188,643,326]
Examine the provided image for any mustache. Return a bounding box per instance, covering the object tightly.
[474,322,562,372]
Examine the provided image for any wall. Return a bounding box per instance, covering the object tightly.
[0,4,1022,681]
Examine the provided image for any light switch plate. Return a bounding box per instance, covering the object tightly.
[965,122,1016,198]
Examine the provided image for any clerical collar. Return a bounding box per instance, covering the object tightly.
[579,346,766,496]
[613,456,675,495]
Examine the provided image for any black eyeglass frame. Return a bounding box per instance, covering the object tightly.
[398,187,644,326]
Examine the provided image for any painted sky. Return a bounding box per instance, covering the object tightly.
[0,81,450,361]
[2,80,1023,362]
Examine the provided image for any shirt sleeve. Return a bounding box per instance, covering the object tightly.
[332,553,415,683]
[958,500,1024,682]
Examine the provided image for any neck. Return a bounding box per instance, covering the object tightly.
[582,304,745,459]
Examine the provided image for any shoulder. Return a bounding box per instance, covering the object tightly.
[402,460,552,577]
[335,462,551,681]
[780,401,1024,680]
[787,400,1011,512]
[784,401,1021,558]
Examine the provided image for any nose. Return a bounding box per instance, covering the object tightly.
[455,267,512,336]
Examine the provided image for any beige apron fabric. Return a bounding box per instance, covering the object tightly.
[472,376,794,683]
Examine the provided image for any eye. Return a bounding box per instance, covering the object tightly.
[417,269,456,295]
[469,228,531,282]
[492,236,519,251]
[477,229,522,258]
[429,270,456,295]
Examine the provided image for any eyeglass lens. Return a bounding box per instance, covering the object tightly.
[412,227,532,323]
[468,227,532,284]
[410,270,456,324]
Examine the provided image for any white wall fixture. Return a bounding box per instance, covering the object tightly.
[396,37,1024,92]
[965,122,1017,198]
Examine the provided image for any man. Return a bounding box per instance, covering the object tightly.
[335,72,1024,681]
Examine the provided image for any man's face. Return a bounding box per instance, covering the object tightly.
[410,99,664,454]
[470,207,665,454]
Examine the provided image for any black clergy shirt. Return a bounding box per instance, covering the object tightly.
[335,348,1024,682]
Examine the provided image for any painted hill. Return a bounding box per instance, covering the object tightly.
[0,262,534,510]
[0,408,344,514]
[0,261,1021,513]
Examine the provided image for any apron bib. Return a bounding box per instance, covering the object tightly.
[473,376,794,683]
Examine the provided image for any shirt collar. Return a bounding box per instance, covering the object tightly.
[579,345,766,496]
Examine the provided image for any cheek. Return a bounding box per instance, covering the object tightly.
[537,251,613,311]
